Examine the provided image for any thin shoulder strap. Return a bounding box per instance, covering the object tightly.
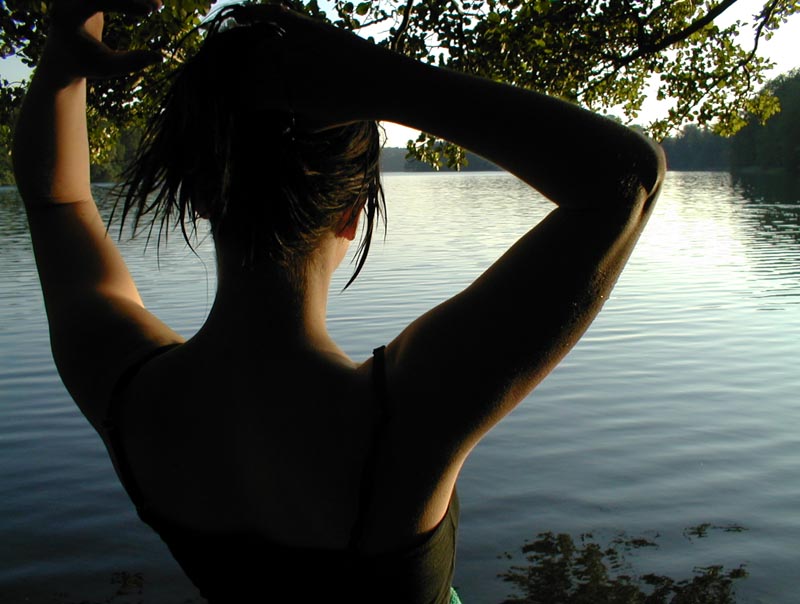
[371,345,389,409]
[101,343,181,512]
[347,345,391,550]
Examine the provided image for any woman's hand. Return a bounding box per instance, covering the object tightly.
[13,0,164,203]
[224,3,398,128]
[41,0,163,85]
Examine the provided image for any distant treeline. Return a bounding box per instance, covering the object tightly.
[662,69,800,174]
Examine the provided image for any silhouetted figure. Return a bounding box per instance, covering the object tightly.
[12,1,665,602]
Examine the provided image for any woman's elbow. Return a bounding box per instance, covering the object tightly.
[616,137,666,209]
[641,138,667,198]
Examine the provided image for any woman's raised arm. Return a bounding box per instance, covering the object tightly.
[383,59,665,529]
[13,0,181,427]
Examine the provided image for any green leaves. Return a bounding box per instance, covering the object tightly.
[406,132,468,171]
[2,0,799,170]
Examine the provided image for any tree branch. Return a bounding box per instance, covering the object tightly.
[391,0,416,53]
[618,0,741,71]
[355,14,393,30]
[748,0,781,62]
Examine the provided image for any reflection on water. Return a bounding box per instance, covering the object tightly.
[498,527,748,604]
[732,171,800,206]
[1,172,799,603]
[48,572,185,604]
[732,172,800,246]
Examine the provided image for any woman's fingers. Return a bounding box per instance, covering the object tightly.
[46,0,163,78]
[73,22,163,78]
[89,48,163,78]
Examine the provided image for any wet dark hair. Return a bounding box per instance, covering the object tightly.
[117,4,385,289]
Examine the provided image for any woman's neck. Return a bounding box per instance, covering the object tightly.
[196,242,343,355]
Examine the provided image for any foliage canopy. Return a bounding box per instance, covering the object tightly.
[1,0,799,171]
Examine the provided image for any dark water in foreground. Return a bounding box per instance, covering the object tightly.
[1,171,799,603]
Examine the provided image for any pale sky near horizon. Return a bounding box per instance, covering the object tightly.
[2,0,798,146]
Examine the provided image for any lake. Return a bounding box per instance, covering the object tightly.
[1,171,799,603]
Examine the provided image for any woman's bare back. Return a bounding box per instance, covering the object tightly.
[108,339,455,554]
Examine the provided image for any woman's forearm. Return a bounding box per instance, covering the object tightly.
[378,56,665,209]
[13,65,92,206]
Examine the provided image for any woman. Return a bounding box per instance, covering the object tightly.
[12,0,665,602]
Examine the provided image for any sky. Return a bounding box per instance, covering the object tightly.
[2,0,798,147]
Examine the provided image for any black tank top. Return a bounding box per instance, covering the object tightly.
[102,345,459,603]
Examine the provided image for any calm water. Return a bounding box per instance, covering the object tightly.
[1,171,799,603]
